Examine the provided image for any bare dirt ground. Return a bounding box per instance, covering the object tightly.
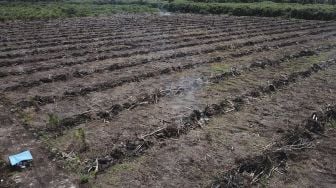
[0,14,336,188]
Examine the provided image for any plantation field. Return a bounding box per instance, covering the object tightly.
[1,14,336,187]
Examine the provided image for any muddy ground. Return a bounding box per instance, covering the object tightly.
[0,14,335,187]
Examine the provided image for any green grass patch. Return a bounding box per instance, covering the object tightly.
[210,63,231,73]
[73,128,88,152]
[98,158,144,186]
[47,113,60,130]
[80,174,90,184]
[189,0,336,4]
[0,1,334,21]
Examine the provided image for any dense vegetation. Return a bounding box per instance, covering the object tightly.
[0,0,335,21]
[190,0,335,5]
[158,1,336,20]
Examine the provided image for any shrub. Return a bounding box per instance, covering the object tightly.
[73,128,88,152]
[47,113,60,130]
[160,2,336,20]
[80,174,89,184]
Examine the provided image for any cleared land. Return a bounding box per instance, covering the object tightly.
[0,14,336,187]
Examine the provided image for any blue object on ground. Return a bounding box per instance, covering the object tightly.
[8,150,33,166]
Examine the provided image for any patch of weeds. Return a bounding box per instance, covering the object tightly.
[79,174,89,184]
[103,158,144,185]
[74,128,85,140]
[19,111,34,125]
[38,133,83,175]
[61,7,77,17]
[211,63,231,73]
[259,175,269,188]
[39,132,55,152]
[206,78,237,93]
[305,52,329,64]
[47,113,60,130]
[73,128,88,152]
[109,162,136,174]
[17,109,34,125]
[39,132,50,144]
[327,119,336,129]
[293,50,332,71]
[63,155,82,172]
[276,49,332,73]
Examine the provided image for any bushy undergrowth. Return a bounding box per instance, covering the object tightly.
[190,0,336,5]
[159,2,336,20]
[0,1,334,21]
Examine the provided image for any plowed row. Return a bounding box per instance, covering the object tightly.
[1,14,336,187]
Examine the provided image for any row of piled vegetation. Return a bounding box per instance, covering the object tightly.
[0,0,335,21]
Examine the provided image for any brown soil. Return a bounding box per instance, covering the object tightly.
[0,13,335,188]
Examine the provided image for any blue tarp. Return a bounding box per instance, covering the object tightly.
[8,150,33,166]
